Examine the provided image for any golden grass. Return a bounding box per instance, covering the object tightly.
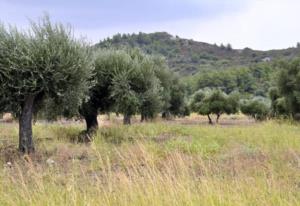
[0,119,299,205]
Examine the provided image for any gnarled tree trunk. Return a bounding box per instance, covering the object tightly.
[123,114,131,125]
[19,95,35,153]
[216,114,221,124]
[84,113,98,133]
[141,113,150,122]
[141,113,145,122]
[207,114,213,125]
[79,104,98,142]
[162,111,172,120]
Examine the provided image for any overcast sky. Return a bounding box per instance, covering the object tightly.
[0,0,299,50]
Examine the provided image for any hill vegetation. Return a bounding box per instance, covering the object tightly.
[96,32,300,75]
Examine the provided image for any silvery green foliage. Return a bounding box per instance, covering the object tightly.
[135,54,163,120]
[190,89,240,119]
[84,48,165,120]
[0,15,94,116]
[240,97,270,120]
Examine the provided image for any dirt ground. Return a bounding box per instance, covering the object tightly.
[97,113,256,127]
[0,113,256,127]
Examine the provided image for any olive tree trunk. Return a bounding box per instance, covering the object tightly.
[19,95,35,153]
[84,113,98,133]
[162,111,172,120]
[207,114,213,125]
[141,113,149,122]
[216,114,221,123]
[141,113,145,122]
[123,114,131,125]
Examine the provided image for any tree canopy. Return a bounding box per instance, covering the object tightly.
[190,89,239,124]
[79,47,189,137]
[240,97,270,121]
[0,16,93,152]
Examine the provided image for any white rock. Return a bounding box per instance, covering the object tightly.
[46,158,55,165]
[6,162,12,168]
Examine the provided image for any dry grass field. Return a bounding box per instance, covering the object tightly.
[0,115,299,205]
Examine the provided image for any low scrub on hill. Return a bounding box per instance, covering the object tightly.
[96,32,300,75]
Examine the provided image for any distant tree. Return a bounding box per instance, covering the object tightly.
[226,43,232,51]
[241,98,270,121]
[196,70,237,94]
[193,64,274,96]
[152,57,173,118]
[235,68,256,93]
[137,32,151,45]
[190,90,210,122]
[112,33,122,43]
[191,89,239,124]
[225,91,240,116]
[273,97,288,118]
[0,16,93,152]
[269,87,288,117]
[277,59,300,120]
[205,90,227,123]
[167,77,188,118]
[220,43,226,50]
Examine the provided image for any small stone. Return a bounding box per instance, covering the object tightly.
[46,158,55,165]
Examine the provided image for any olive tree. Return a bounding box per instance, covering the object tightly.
[80,48,166,131]
[111,68,140,125]
[241,97,270,121]
[191,89,239,124]
[154,61,172,119]
[138,68,162,121]
[136,55,163,122]
[79,49,130,133]
[0,16,93,153]
[190,90,211,122]
[80,49,141,129]
[111,49,163,124]
[269,87,288,118]
[167,77,189,118]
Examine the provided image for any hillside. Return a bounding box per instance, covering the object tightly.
[95,32,300,75]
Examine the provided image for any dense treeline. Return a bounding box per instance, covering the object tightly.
[187,63,274,96]
[188,59,300,122]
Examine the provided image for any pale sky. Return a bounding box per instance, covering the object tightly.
[0,0,299,50]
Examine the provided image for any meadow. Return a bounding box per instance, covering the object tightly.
[0,115,299,206]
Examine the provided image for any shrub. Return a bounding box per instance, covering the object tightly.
[241,98,270,121]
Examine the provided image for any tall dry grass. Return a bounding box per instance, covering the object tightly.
[0,120,299,205]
